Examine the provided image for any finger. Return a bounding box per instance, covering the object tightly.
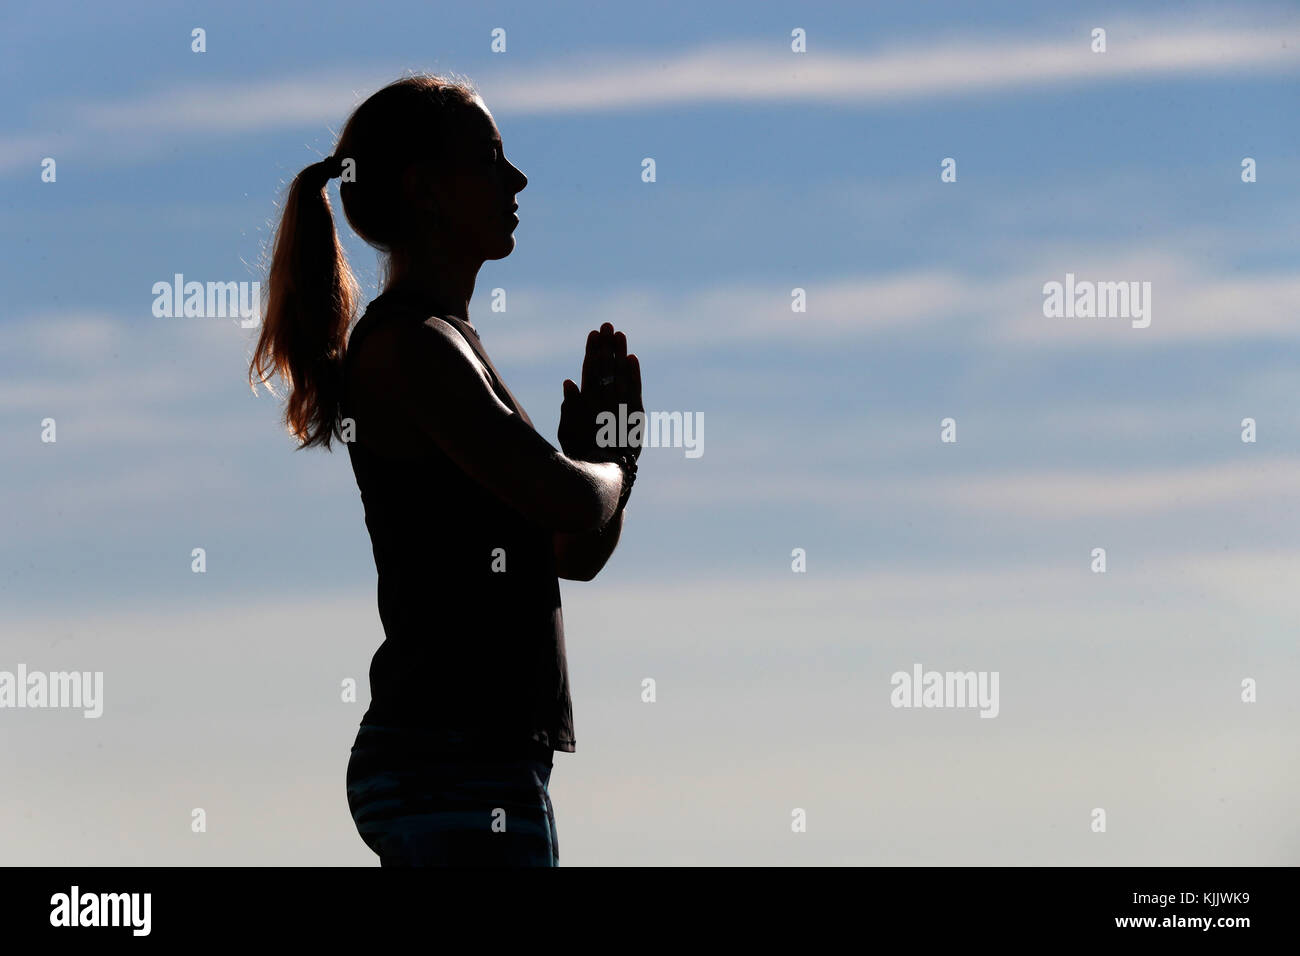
[612,330,627,363]
[613,354,635,408]
[623,354,643,452]
[626,353,643,410]
[591,333,610,389]
[600,326,617,387]
[581,330,600,393]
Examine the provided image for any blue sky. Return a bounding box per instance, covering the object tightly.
[2,1,1298,865]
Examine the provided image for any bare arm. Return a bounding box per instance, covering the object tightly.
[393,316,625,533]
[551,322,643,579]
[553,506,625,581]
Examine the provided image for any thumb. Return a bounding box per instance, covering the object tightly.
[563,379,580,399]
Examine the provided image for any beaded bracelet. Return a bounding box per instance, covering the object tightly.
[613,452,638,512]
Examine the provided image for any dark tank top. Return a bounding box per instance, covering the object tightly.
[340,288,575,758]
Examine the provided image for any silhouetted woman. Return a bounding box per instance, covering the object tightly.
[249,74,642,866]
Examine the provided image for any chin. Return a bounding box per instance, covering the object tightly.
[485,235,517,260]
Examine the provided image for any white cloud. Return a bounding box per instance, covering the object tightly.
[934,457,1300,516]
[640,454,1300,519]
[482,26,1299,114]
[3,22,1296,173]
[78,72,396,134]
[481,272,969,364]
[5,310,125,364]
[480,247,1300,366]
[989,250,1300,346]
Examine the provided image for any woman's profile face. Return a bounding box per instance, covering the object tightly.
[427,95,528,262]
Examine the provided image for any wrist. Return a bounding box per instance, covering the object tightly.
[612,453,637,511]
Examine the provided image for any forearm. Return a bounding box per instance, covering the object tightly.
[553,505,626,581]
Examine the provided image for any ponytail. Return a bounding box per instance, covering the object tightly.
[251,75,480,449]
[249,156,360,450]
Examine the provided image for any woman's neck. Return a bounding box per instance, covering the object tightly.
[385,251,482,323]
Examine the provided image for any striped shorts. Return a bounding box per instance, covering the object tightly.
[346,723,559,867]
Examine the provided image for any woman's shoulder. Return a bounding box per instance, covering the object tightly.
[349,302,497,417]
[350,295,456,360]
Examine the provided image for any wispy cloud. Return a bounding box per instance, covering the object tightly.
[642,455,1300,519]
[482,247,1300,365]
[483,25,1299,114]
[481,272,969,363]
[3,21,1296,173]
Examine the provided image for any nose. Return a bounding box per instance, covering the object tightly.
[506,159,527,193]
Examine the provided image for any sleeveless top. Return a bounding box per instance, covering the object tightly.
[340,288,576,758]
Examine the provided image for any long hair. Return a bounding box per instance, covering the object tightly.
[248,73,479,449]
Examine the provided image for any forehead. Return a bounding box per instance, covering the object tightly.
[461,95,501,142]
